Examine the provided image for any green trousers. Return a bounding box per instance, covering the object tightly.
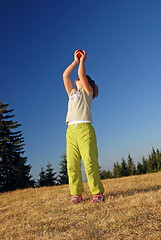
[66,123,104,195]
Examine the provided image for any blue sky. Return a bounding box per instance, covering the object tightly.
[1,0,161,180]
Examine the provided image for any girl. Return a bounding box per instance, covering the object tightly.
[63,50,104,204]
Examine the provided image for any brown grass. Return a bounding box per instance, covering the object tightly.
[0,172,161,240]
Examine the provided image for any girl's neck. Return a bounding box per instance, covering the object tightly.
[76,87,82,91]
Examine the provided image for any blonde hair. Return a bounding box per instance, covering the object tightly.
[86,75,99,98]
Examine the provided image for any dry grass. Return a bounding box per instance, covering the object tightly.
[0,172,161,240]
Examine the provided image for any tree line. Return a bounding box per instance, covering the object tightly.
[37,154,68,187]
[100,149,161,179]
[37,147,161,186]
[1,101,161,192]
[0,102,68,191]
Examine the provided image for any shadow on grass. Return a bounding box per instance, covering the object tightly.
[107,184,161,199]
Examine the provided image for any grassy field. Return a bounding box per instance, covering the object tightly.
[0,172,161,240]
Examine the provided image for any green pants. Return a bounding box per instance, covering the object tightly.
[66,123,104,195]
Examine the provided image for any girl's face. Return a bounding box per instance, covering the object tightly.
[74,78,83,89]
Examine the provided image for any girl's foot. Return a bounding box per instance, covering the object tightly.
[90,193,104,203]
[69,195,83,204]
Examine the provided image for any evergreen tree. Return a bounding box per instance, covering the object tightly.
[156,148,161,171]
[146,148,158,173]
[100,169,113,179]
[45,163,57,186]
[38,167,46,187]
[113,162,121,178]
[58,154,68,184]
[136,157,147,175]
[38,164,57,187]
[142,157,147,174]
[120,158,128,177]
[0,102,33,192]
[136,162,144,175]
[127,154,136,176]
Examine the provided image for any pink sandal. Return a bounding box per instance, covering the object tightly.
[90,193,104,203]
[69,195,83,204]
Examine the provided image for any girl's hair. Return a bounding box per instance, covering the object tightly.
[86,75,99,98]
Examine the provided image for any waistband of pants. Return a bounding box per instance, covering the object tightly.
[68,122,92,127]
[68,120,91,125]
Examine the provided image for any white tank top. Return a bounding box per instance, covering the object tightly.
[66,88,93,124]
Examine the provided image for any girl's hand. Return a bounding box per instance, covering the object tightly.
[74,50,80,63]
[79,50,87,62]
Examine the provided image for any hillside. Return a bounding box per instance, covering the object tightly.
[0,172,161,240]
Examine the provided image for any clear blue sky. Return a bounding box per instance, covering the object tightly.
[1,0,161,180]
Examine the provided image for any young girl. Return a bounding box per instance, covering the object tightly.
[63,50,104,204]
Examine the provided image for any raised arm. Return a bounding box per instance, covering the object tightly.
[78,50,93,94]
[63,55,79,96]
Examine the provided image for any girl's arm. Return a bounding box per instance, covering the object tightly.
[78,51,93,94]
[63,54,79,96]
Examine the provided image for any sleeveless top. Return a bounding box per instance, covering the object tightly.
[66,88,93,124]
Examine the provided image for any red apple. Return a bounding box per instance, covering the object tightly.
[76,50,84,59]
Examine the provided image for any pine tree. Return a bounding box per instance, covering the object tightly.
[136,157,147,175]
[45,163,57,186]
[0,102,33,192]
[127,154,136,176]
[156,149,161,171]
[136,162,144,175]
[146,148,158,173]
[113,162,121,178]
[38,164,57,187]
[58,154,68,184]
[120,158,128,177]
[100,169,113,179]
[142,157,147,174]
[38,167,46,187]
